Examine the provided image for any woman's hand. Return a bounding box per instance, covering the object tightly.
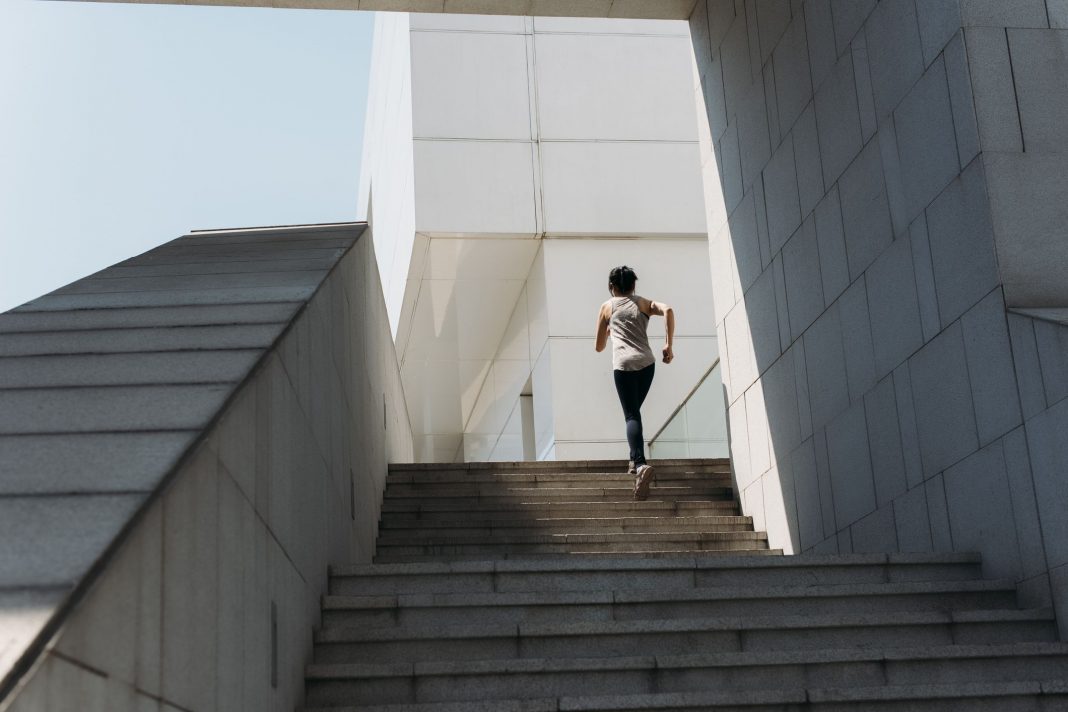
[662,344,674,364]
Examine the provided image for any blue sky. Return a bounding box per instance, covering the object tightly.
[0,0,375,311]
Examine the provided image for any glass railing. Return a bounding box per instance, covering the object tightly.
[648,358,729,459]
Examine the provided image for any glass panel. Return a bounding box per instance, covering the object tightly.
[649,361,729,460]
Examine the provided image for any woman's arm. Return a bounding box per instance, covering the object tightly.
[594,301,611,352]
[645,299,675,364]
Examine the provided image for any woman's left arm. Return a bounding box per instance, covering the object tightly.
[645,299,675,364]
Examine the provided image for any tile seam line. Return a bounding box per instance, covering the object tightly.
[10,300,306,315]
[0,429,198,438]
[0,348,273,359]
[0,490,153,498]
[0,227,366,704]
[0,322,288,336]
[4,301,303,315]
[0,381,238,392]
[38,284,324,298]
[78,266,335,281]
[104,255,345,268]
[60,265,336,279]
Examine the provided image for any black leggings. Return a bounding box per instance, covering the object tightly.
[613,363,655,467]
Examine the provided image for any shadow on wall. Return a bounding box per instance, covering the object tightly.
[693,0,1068,633]
[396,237,541,463]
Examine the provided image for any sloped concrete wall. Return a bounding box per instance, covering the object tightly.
[0,225,413,710]
[690,0,1068,634]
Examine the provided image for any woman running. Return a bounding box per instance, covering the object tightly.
[594,265,675,501]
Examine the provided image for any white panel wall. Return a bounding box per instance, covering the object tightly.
[411,30,532,140]
[413,141,538,236]
[532,17,690,35]
[534,32,697,140]
[540,238,717,337]
[540,141,706,236]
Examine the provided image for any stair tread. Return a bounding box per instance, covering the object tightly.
[372,548,785,562]
[308,458,1048,710]
[332,551,982,577]
[302,678,1068,711]
[381,502,739,514]
[306,641,1068,679]
[315,607,1057,643]
[376,531,768,545]
[378,516,753,532]
[388,458,730,471]
[387,471,732,481]
[322,578,1018,611]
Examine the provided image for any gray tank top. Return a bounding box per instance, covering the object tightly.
[609,296,656,371]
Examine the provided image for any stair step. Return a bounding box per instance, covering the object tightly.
[381,481,731,497]
[380,500,741,517]
[377,515,754,536]
[381,487,735,505]
[312,608,1058,664]
[385,471,732,486]
[303,643,1068,707]
[329,553,985,596]
[320,580,1019,629]
[302,679,1068,711]
[388,459,730,474]
[371,548,786,563]
[373,541,769,559]
[376,524,756,540]
[310,457,1052,710]
[376,530,767,547]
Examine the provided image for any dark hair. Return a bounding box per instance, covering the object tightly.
[608,265,638,294]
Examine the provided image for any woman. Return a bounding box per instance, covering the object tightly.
[594,265,675,501]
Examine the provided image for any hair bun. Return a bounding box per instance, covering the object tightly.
[609,265,638,293]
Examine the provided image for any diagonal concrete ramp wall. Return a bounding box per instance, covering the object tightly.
[0,223,413,710]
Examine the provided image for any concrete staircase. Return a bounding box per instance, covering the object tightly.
[302,459,1068,711]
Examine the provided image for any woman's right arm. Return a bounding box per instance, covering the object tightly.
[594,301,611,352]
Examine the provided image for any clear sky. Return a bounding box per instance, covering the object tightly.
[0,0,375,312]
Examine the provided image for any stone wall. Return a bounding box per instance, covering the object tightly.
[0,224,413,710]
[690,0,1068,634]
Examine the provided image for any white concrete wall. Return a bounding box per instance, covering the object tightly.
[358,11,417,338]
[409,14,707,239]
[690,0,1068,630]
[360,12,723,462]
[0,232,414,711]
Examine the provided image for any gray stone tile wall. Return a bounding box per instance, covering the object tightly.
[0,225,414,709]
[691,0,1068,635]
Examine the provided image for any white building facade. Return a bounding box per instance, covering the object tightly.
[359,11,728,463]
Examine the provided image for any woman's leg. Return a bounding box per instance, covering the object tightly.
[613,364,655,466]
